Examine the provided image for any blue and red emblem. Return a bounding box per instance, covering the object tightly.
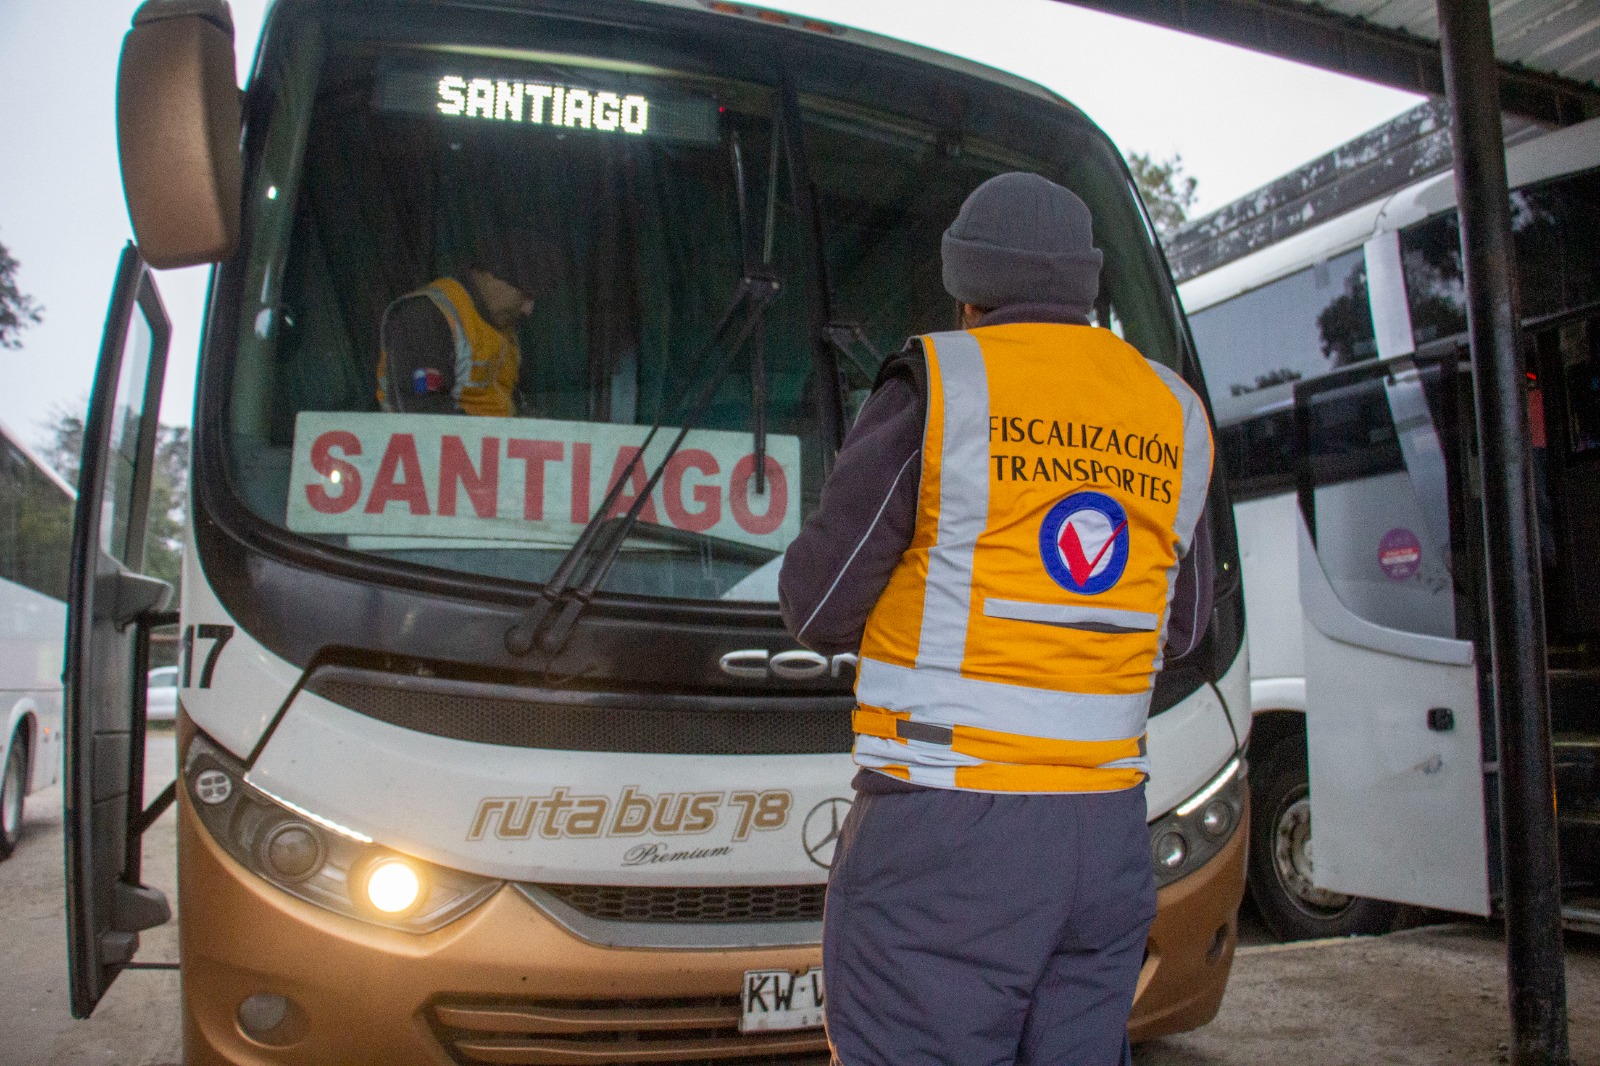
[412,366,445,395]
[1039,491,1131,595]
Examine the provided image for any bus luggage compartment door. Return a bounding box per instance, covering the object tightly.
[1293,357,1490,916]
[63,245,174,1016]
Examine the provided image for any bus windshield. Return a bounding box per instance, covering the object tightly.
[223,8,1178,604]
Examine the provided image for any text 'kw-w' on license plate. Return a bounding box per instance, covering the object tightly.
[739,967,825,1033]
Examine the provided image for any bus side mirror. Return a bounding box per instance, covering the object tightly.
[116,0,241,269]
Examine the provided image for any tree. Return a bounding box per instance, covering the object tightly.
[1129,152,1200,238]
[42,407,188,600]
[0,238,43,350]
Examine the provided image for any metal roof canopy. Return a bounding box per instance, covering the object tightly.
[1048,2,1576,1063]
[1060,0,1600,126]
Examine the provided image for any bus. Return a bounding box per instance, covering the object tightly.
[0,423,73,860]
[1176,102,1600,941]
[66,0,1251,1059]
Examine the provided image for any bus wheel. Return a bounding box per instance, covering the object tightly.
[1248,737,1396,941]
[0,733,26,861]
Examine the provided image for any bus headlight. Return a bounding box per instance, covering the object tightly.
[362,856,423,914]
[183,733,500,932]
[1148,757,1247,889]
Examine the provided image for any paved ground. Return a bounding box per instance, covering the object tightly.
[2,735,1595,1065]
[1135,924,1600,1065]
[1,731,181,1066]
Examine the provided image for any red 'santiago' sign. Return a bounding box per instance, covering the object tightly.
[287,413,800,551]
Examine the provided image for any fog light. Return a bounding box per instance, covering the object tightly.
[261,822,323,882]
[1153,831,1187,870]
[1201,799,1234,838]
[364,857,422,913]
[236,992,308,1046]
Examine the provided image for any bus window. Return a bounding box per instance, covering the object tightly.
[807,98,1178,383]
[226,26,819,602]
[0,435,73,602]
[1299,370,1457,641]
[1401,168,1600,346]
[1188,247,1376,428]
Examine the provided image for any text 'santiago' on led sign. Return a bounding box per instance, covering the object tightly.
[436,76,650,134]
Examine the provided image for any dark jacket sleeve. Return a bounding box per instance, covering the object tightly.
[381,296,458,414]
[778,354,924,656]
[1161,507,1214,661]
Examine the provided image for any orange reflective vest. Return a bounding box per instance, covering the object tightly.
[377,277,520,417]
[853,325,1213,793]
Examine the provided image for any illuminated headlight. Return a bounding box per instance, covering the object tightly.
[363,857,424,914]
[1148,757,1247,889]
[183,734,499,932]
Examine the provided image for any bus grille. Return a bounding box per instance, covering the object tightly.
[428,996,831,1065]
[537,883,827,924]
[304,667,853,755]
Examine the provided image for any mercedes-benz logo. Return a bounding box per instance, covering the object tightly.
[802,797,851,869]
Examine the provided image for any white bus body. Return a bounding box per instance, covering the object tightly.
[0,422,72,860]
[1178,110,1600,939]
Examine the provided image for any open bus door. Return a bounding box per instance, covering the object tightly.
[63,244,174,1016]
[1293,352,1492,917]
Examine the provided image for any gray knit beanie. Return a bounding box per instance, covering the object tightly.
[941,172,1103,313]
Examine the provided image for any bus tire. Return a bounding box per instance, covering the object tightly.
[0,729,26,861]
[1248,735,1397,941]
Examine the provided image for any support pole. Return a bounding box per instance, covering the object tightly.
[1435,4,1569,1064]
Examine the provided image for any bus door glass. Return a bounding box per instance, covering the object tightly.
[63,244,173,1016]
[1293,353,1490,916]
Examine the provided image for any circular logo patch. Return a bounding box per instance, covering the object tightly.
[1040,491,1131,595]
[1378,527,1422,581]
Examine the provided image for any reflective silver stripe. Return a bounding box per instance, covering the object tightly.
[417,286,477,405]
[857,657,1150,742]
[855,734,981,766]
[854,735,971,789]
[1145,360,1213,557]
[915,332,990,670]
[907,765,959,788]
[984,599,1158,633]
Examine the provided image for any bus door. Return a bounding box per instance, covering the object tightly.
[63,244,174,1016]
[1293,352,1491,916]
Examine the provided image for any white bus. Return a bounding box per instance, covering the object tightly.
[0,423,72,860]
[66,0,1252,1058]
[1177,105,1600,940]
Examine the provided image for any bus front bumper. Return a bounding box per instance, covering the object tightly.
[1130,797,1250,1043]
[176,793,829,1065]
[178,788,1246,1063]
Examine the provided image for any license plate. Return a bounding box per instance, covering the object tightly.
[739,967,825,1033]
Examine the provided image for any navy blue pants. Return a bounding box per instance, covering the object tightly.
[822,783,1155,1066]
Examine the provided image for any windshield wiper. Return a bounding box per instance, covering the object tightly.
[505,123,789,661]
[504,267,781,659]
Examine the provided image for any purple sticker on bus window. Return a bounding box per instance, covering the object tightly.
[1378,527,1422,581]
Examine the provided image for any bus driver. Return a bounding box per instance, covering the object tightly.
[375,237,543,416]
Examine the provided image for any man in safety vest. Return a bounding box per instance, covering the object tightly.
[376,240,542,417]
[779,172,1213,1065]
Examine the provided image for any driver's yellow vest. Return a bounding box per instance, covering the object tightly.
[376,277,520,417]
[853,325,1213,793]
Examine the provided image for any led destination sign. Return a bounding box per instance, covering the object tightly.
[375,69,721,144]
[437,77,650,133]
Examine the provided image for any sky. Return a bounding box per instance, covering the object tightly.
[0,0,1422,452]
